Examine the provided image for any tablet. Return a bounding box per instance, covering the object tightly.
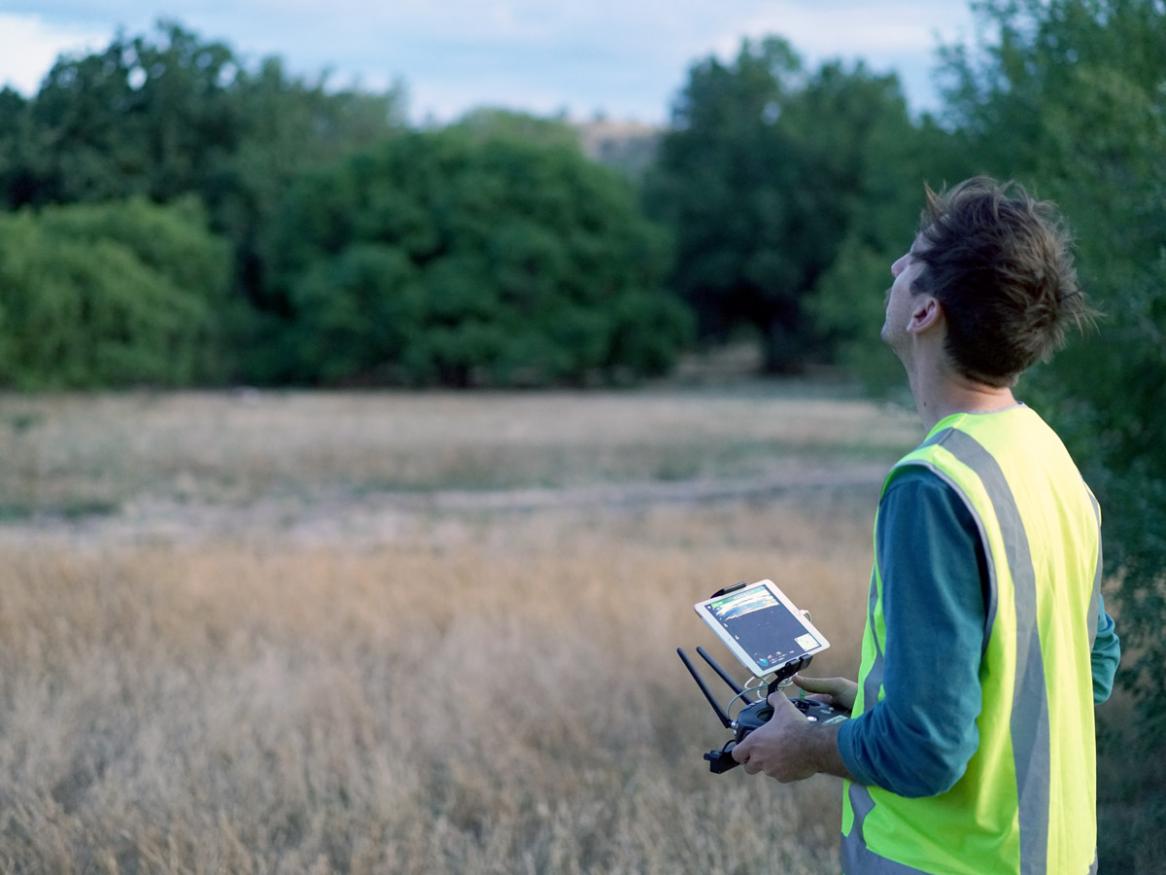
[693,579,829,678]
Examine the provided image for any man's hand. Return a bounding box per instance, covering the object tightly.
[792,673,858,715]
[730,691,819,782]
[731,688,858,783]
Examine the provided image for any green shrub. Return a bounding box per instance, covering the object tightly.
[0,198,230,387]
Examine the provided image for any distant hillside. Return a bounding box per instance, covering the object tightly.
[572,118,662,180]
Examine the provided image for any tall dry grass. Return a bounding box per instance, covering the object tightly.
[0,389,913,873]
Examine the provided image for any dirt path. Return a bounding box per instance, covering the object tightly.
[0,458,889,548]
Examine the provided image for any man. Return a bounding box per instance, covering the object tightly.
[731,177,1121,874]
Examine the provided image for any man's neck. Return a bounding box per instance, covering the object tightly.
[908,360,1018,432]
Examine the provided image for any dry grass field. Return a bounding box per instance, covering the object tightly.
[0,386,923,873]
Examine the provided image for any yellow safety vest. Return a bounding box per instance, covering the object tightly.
[842,405,1102,874]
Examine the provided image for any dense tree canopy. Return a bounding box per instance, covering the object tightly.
[0,21,407,320]
[0,23,689,388]
[262,129,691,386]
[645,38,949,373]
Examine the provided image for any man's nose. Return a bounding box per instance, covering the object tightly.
[891,254,907,277]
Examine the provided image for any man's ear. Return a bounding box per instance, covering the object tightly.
[907,295,943,335]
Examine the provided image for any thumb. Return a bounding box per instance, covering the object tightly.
[767,690,797,711]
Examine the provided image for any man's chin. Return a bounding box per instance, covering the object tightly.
[881,333,908,365]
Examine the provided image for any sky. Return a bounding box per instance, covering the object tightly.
[0,1,980,124]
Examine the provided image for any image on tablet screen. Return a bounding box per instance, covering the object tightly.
[707,586,820,670]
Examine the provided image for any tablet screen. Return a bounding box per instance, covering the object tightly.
[701,583,824,672]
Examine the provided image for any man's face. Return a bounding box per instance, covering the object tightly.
[881,235,928,356]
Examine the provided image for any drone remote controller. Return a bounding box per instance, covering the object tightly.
[677,581,848,774]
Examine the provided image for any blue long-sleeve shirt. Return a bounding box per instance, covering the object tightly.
[836,467,1121,797]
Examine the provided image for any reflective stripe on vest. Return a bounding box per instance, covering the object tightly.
[841,407,1100,875]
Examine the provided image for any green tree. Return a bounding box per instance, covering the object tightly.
[810,115,970,393]
[646,38,804,370]
[449,107,582,150]
[647,39,933,373]
[0,199,230,387]
[13,22,239,206]
[4,22,406,213]
[212,54,407,318]
[264,129,691,386]
[0,87,46,207]
[0,21,408,367]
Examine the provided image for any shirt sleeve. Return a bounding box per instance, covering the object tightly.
[1091,592,1120,704]
[837,466,987,798]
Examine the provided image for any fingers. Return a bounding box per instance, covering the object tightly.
[731,736,752,764]
[732,741,761,774]
[793,673,858,712]
[792,673,844,695]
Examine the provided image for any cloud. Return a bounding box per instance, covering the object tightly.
[0,13,110,94]
[1,2,976,119]
[723,1,975,58]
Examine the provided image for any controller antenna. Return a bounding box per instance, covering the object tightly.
[696,646,746,697]
[676,648,732,728]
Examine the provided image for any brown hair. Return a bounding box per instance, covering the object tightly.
[913,176,1095,387]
